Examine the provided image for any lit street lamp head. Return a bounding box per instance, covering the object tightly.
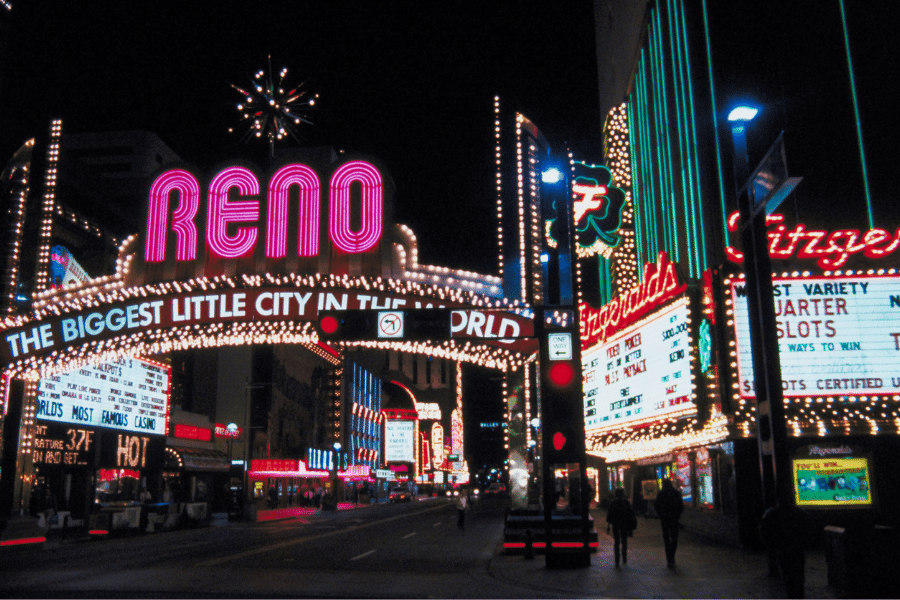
[728,105,759,122]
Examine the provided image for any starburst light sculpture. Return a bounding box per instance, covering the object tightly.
[229,56,318,156]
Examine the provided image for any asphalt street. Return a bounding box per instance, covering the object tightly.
[0,497,839,598]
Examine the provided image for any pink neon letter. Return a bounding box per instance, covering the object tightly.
[267,164,320,258]
[207,167,260,258]
[329,161,383,253]
[145,170,200,262]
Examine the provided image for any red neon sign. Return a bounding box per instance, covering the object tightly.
[726,212,900,269]
[174,424,212,442]
[144,160,384,263]
[579,252,686,349]
[214,423,243,439]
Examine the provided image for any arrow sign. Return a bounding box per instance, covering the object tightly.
[547,332,573,361]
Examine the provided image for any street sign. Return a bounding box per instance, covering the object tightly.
[547,332,572,361]
[377,311,405,339]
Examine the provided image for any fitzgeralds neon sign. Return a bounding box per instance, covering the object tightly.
[725,212,900,269]
[143,159,385,263]
[579,252,686,349]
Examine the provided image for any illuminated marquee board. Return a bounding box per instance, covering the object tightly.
[1,289,484,365]
[35,357,170,435]
[730,274,900,398]
[582,297,693,432]
[385,420,414,463]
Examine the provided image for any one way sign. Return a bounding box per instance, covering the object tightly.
[547,332,573,361]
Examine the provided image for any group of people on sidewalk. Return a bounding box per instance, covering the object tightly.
[605,478,684,569]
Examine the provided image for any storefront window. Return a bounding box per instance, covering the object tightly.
[94,469,141,505]
[696,448,714,509]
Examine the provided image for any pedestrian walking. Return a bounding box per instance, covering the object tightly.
[605,487,636,568]
[654,478,684,568]
[455,489,468,529]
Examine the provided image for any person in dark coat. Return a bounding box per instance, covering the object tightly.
[654,478,684,568]
[605,488,634,567]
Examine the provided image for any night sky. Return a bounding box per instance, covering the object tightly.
[0,0,601,276]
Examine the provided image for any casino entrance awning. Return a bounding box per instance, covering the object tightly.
[166,447,230,472]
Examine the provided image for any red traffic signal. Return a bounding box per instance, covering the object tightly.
[547,361,576,387]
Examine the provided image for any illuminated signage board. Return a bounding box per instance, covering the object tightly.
[99,432,165,469]
[582,297,693,432]
[385,420,414,463]
[1,289,469,365]
[36,357,170,436]
[416,402,442,421]
[580,252,687,350]
[792,445,873,507]
[175,424,213,441]
[32,421,95,467]
[431,423,444,469]
[214,423,243,439]
[730,274,900,398]
[140,160,386,274]
[725,212,900,269]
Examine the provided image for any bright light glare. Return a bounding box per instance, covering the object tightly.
[541,167,563,184]
[727,106,759,122]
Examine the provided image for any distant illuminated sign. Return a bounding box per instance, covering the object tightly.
[731,274,900,398]
[431,424,444,469]
[793,445,873,507]
[582,297,694,432]
[36,357,170,436]
[50,246,91,288]
[175,424,212,441]
[214,423,243,439]
[416,402,442,420]
[385,420,414,463]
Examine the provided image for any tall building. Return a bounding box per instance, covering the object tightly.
[588,0,900,545]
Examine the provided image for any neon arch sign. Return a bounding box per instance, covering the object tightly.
[144,159,384,263]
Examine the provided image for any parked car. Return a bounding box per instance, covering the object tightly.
[389,487,411,503]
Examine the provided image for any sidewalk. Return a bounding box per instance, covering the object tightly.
[487,508,839,599]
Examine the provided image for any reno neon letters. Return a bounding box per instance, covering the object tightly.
[144,160,383,262]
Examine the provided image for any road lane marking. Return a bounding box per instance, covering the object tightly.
[196,503,448,567]
[350,549,376,561]
[403,532,417,539]
[433,522,442,527]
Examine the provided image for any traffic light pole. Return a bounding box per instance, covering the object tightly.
[537,164,591,568]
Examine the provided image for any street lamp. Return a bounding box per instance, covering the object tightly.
[728,104,793,510]
[331,442,342,509]
[226,422,238,463]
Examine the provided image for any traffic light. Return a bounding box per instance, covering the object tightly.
[316,309,455,342]
[316,311,377,341]
[539,331,586,465]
